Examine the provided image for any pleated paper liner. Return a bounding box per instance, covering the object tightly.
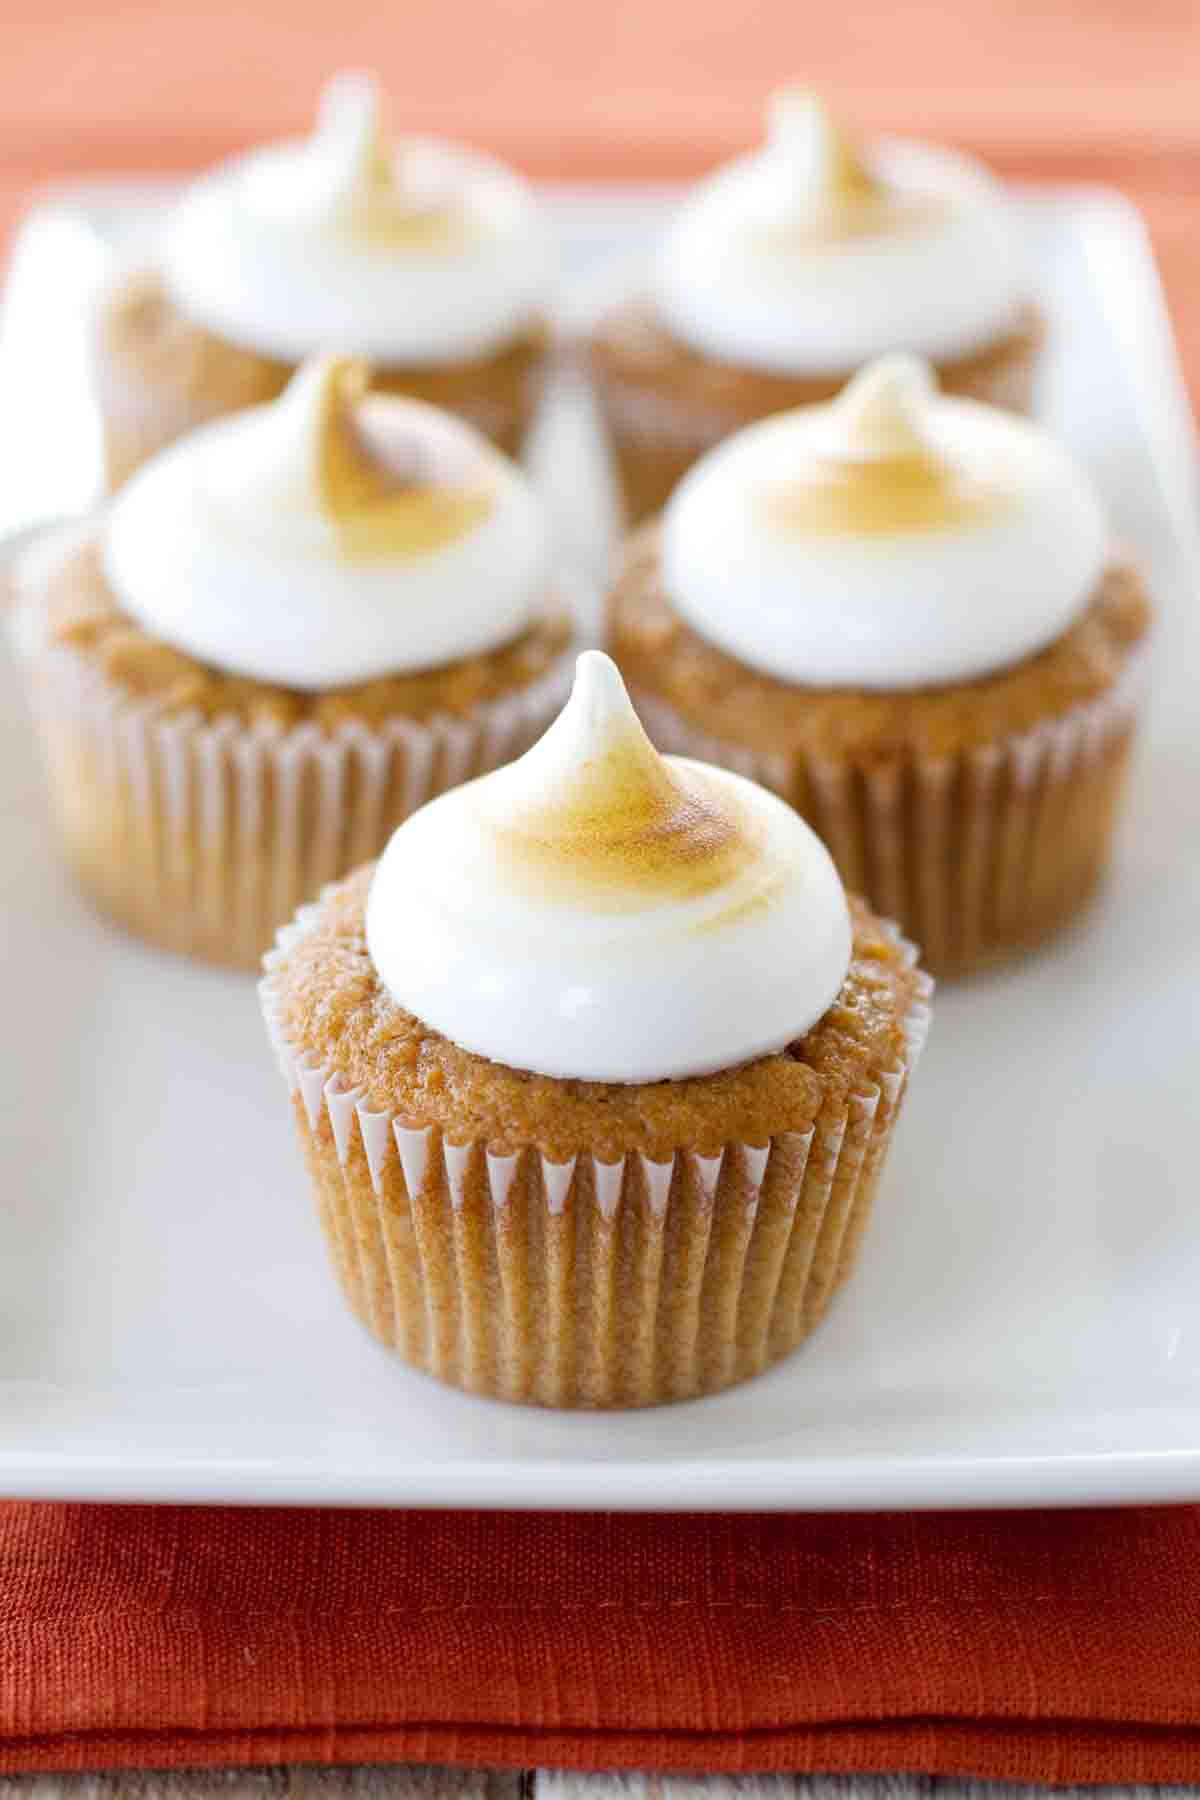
[259,902,932,1410]
[9,537,573,970]
[587,325,1041,527]
[629,644,1149,980]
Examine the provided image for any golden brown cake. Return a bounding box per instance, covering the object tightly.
[12,359,573,968]
[583,90,1043,523]
[95,73,550,487]
[606,358,1153,978]
[260,655,932,1408]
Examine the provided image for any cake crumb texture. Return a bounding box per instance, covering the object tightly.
[272,865,922,1162]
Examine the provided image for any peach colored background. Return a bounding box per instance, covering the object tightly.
[2,0,1198,382]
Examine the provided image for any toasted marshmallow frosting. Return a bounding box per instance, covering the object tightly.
[366,652,852,1083]
[653,89,1028,374]
[102,356,550,689]
[160,72,549,364]
[660,355,1107,690]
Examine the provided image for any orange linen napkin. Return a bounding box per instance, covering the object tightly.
[3,1504,1200,1783]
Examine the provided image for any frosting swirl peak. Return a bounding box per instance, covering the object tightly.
[304,73,468,250]
[102,357,549,689]
[484,650,758,907]
[309,72,400,233]
[366,653,853,1082]
[757,354,1016,536]
[653,89,1027,374]
[828,352,936,459]
[259,354,496,557]
[661,354,1108,690]
[765,88,878,212]
[160,70,549,363]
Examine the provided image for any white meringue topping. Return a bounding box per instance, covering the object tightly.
[102,356,550,689]
[653,89,1028,374]
[366,652,852,1083]
[660,355,1108,690]
[160,71,550,364]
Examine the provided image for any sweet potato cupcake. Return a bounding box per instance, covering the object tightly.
[584,90,1040,524]
[609,356,1152,978]
[259,652,932,1409]
[96,73,550,487]
[12,356,572,968]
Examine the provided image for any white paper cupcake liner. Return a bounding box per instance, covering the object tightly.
[10,541,573,968]
[258,900,932,1409]
[629,642,1150,977]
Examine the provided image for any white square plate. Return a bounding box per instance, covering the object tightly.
[0,182,1197,1510]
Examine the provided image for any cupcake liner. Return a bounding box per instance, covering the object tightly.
[10,555,572,969]
[258,903,932,1409]
[630,643,1150,978]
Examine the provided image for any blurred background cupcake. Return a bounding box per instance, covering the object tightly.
[583,90,1039,525]
[94,71,552,488]
[11,356,573,967]
[608,355,1152,976]
[261,652,932,1408]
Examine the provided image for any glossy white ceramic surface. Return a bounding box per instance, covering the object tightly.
[0,181,1196,1508]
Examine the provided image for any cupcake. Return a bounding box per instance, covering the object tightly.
[609,356,1152,978]
[12,356,573,968]
[259,651,932,1409]
[96,72,550,488]
[584,90,1040,524]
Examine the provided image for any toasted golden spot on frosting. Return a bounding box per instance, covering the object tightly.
[314,71,470,250]
[755,89,945,249]
[813,105,875,207]
[312,356,494,558]
[760,453,1010,535]
[768,90,876,205]
[495,721,760,904]
[750,191,946,253]
[758,353,1018,536]
[486,654,763,907]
